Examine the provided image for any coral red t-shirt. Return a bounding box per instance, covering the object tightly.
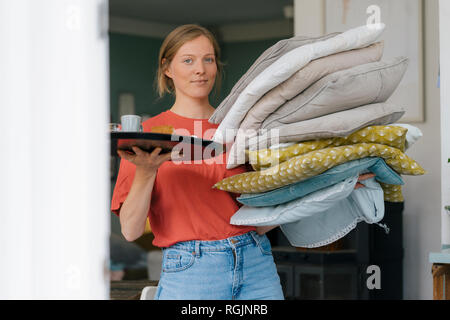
[111,110,255,247]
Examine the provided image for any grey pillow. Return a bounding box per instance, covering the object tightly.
[248,103,405,150]
[208,32,340,124]
[261,57,409,130]
[239,42,384,132]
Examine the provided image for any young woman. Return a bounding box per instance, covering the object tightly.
[111,24,285,300]
[111,24,373,300]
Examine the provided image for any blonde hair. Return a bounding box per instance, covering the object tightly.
[156,24,224,98]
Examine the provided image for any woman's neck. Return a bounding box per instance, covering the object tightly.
[170,96,215,119]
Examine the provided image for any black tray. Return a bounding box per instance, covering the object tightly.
[110,132,225,161]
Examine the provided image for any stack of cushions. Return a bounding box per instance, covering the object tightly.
[226,55,409,165]
[213,130,425,247]
[212,127,424,247]
[210,24,388,145]
[209,24,426,248]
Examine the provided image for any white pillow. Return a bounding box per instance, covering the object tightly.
[213,23,386,144]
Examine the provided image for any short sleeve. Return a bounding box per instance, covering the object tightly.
[111,158,136,216]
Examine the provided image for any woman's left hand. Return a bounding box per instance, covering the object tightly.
[255,225,279,235]
[355,173,376,189]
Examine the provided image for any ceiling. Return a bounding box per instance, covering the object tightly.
[109,0,293,26]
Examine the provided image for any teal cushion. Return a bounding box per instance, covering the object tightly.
[237,157,403,207]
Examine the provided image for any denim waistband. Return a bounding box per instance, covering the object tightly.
[164,231,263,255]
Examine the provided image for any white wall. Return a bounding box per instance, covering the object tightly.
[294,0,325,37]
[401,0,441,300]
[294,0,442,299]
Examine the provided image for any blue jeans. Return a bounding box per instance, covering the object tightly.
[154,231,284,300]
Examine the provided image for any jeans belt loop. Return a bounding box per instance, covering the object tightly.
[249,231,260,247]
[194,240,201,258]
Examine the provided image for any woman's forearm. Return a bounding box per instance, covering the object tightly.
[255,225,279,235]
[119,168,157,241]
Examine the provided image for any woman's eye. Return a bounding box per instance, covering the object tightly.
[205,57,215,63]
[183,58,193,64]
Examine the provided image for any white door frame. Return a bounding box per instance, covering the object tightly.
[0,0,110,299]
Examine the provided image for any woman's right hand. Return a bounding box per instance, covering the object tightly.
[117,146,175,175]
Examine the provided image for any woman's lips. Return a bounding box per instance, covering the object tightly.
[191,80,208,85]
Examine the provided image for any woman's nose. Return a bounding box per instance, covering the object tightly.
[195,61,206,74]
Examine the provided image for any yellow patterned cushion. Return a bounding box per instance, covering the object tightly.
[248,126,407,171]
[380,183,404,202]
[214,143,425,193]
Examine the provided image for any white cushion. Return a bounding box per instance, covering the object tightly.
[388,123,423,150]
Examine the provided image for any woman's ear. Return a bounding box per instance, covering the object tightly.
[162,58,172,79]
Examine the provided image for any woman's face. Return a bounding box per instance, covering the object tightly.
[164,35,217,100]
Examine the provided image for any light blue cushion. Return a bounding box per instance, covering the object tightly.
[237,157,403,207]
[230,177,386,248]
[280,177,385,248]
[231,176,358,226]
